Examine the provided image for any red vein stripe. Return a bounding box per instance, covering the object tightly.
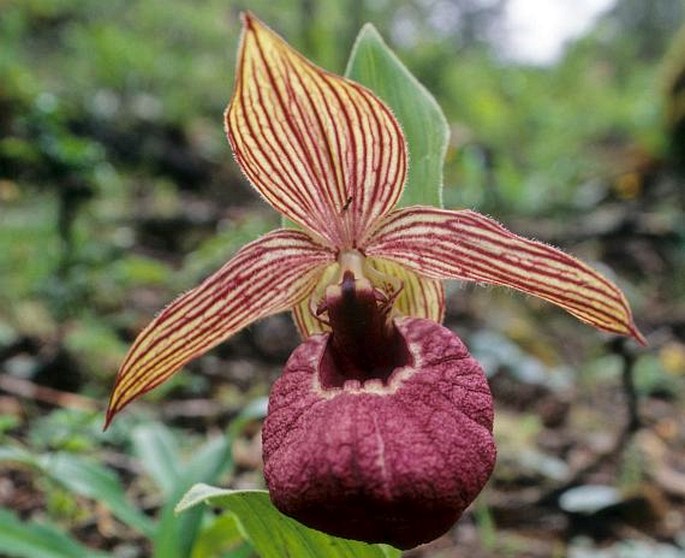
[232,30,336,234]
[366,207,644,342]
[371,215,626,329]
[113,236,328,405]
[106,230,333,426]
[226,14,406,249]
[253,42,335,214]
[370,208,624,309]
[278,42,403,244]
[278,54,354,241]
[243,57,315,212]
[111,232,330,415]
[303,66,362,244]
[370,208,639,336]
[314,69,398,244]
[368,257,445,323]
[114,236,327,392]
[235,53,325,226]
[368,208,622,308]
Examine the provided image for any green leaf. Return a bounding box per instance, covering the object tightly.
[132,422,184,497]
[176,484,401,558]
[346,24,448,209]
[0,507,111,558]
[37,452,156,538]
[0,448,154,538]
[191,513,251,558]
[227,396,268,438]
[153,435,233,558]
[182,434,234,487]
[0,445,37,465]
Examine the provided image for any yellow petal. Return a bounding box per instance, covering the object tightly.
[291,263,337,337]
[226,13,407,249]
[367,257,445,323]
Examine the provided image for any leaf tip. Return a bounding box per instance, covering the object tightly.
[358,22,383,41]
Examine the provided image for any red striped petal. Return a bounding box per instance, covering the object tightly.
[366,207,645,343]
[106,229,333,426]
[226,13,406,249]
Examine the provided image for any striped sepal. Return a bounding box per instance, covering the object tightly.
[226,13,407,249]
[106,229,333,426]
[366,207,645,343]
[367,257,445,323]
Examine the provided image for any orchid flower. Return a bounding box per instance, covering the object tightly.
[106,13,644,549]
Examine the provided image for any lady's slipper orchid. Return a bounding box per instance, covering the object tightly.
[106,13,644,549]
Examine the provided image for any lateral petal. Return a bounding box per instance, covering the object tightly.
[367,257,445,323]
[226,13,407,248]
[106,229,333,426]
[291,263,338,337]
[366,207,645,343]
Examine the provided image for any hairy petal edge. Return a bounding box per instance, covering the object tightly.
[105,229,333,426]
[365,207,645,343]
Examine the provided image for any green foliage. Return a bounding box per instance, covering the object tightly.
[0,507,110,558]
[136,425,233,558]
[1,0,229,119]
[438,41,665,214]
[26,408,104,452]
[189,513,250,558]
[633,353,682,398]
[0,416,235,558]
[0,195,60,302]
[0,445,154,546]
[42,452,156,536]
[176,484,401,558]
[132,424,186,498]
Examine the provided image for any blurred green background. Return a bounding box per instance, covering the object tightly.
[1,0,685,556]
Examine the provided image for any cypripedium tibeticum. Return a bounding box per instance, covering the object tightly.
[107,13,645,550]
